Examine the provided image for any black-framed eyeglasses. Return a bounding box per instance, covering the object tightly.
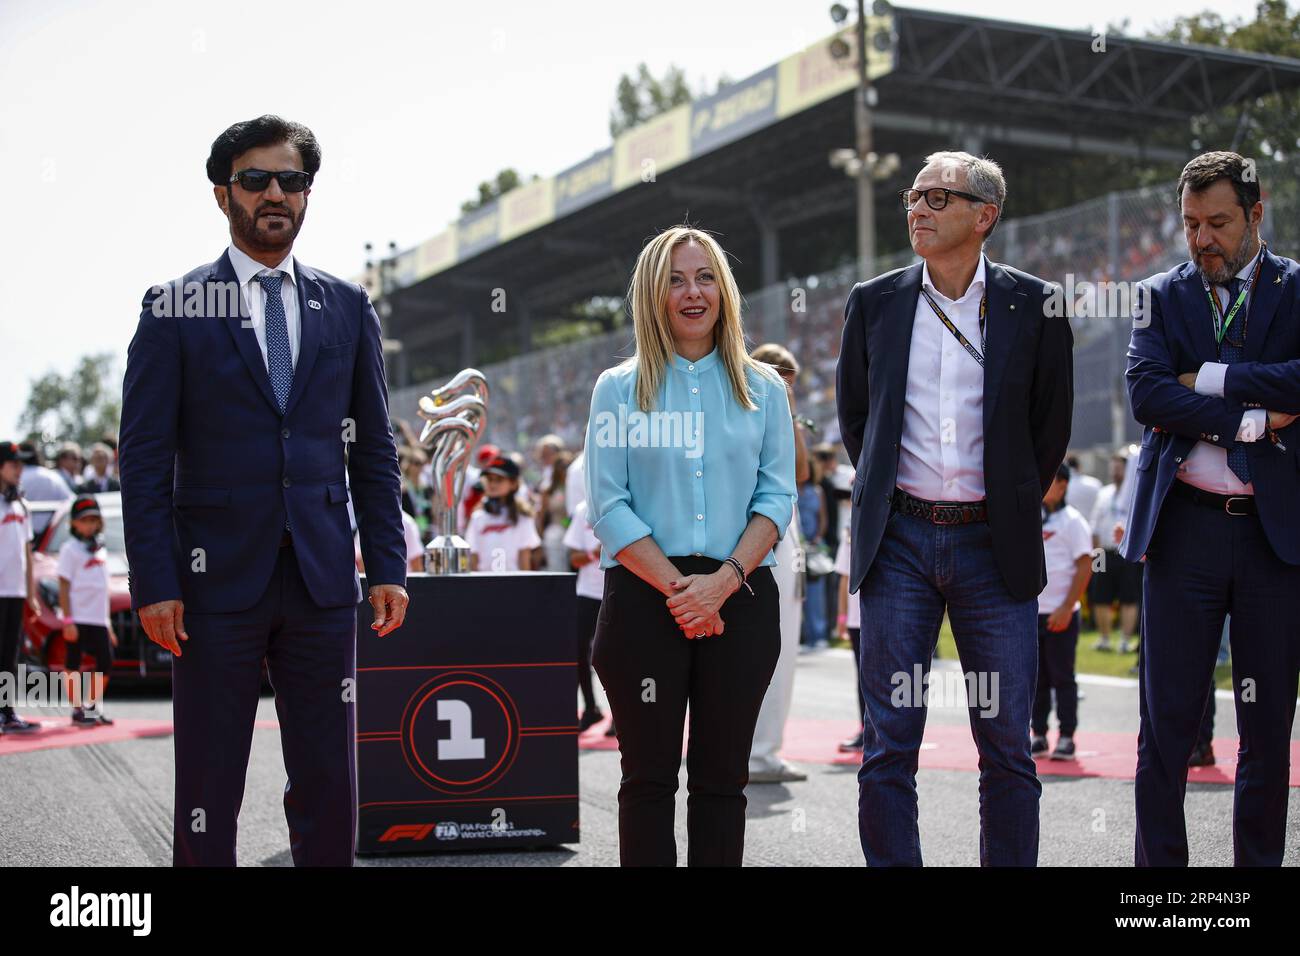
[899,187,992,212]
[228,169,312,193]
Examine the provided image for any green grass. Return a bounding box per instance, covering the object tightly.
[832,617,1235,690]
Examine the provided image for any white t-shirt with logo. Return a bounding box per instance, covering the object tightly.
[833,524,860,629]
[1039,505,1093,615]
[562,501,605,600]
[0,498,31,598]
[56,536,111,626]
[465,505,542,573]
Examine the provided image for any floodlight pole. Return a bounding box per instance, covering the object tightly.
[855,0,876,281]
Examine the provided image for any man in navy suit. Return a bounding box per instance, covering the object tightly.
[119,115,410,866]
[1122,151,1299,866]
[836,152,1073,866]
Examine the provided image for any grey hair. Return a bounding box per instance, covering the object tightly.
[923,150,1006,240]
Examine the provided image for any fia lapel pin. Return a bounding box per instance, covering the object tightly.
[308,299,322,310]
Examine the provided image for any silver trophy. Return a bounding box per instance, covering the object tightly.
[417,369,489,574]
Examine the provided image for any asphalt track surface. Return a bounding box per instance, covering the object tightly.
[2,649,1296,867]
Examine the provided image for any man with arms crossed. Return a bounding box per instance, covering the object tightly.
[1123,151,1300,866]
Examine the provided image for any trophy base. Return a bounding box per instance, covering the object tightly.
[425,534,473,575]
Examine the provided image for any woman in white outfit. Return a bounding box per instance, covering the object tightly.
[747,344,812,784]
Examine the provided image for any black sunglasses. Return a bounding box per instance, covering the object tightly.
[228,169,312,193]
[900,187,992,212]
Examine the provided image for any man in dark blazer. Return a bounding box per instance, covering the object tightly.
[837,151,1073,866]
[1121,151,1299,866]
[119,115,410,866]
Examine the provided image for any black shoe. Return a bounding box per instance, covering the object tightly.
[838,730,864,752]
[94,711,114,726]
[578,709,604,733]
[1188,744,1215,767]
[1050,736,1076,760]
[2,713,38,732]
[71,708,98,726]
[1030,734,1049,756]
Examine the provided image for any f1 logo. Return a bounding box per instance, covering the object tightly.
[378,824,433,842]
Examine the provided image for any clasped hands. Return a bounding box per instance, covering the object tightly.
[1176,370,1297,430]
[665,569,739,640]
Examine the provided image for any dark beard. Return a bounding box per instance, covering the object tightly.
[228,192,305,254]
[1195,228,1256,285]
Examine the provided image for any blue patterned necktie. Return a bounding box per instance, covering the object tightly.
[256,272,294,414]
[1219,277,1250,484]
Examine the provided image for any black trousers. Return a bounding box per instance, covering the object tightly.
[592,556,780,866]
[172,543,357,866]
[0,597,25,718]
[65,623,114,674]
[1197,687,1216,752]
[575,595,600,713]
[1136,491,1300,866]
[1031,610,1079,737]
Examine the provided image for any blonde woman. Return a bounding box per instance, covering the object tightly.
[584,226,797,866]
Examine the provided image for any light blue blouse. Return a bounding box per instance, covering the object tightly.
[583,346,797,570]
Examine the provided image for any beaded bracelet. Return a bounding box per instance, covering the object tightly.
[724,556,754,595]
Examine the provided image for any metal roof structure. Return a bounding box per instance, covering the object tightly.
[370,4,1300,389]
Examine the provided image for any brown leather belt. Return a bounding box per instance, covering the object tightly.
[1170,479,1256,516]
[891,487,988,525]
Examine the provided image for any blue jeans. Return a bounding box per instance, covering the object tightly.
[857,510,1040,866]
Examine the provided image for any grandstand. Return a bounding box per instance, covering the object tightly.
[371,5,1300,458]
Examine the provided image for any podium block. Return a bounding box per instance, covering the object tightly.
[355,572,579,854]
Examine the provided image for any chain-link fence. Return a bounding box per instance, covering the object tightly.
[390,160,1295,462]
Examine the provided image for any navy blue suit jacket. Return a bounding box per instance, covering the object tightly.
[1120,247,1300,565]
[119,249,407,613]
[836,258,1075,602]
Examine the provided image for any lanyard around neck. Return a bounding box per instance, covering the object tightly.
[1203,243,1265,347]
[919,287,986,368]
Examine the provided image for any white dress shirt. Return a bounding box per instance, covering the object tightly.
[896,256,987,502]
[227,243,301,370]
[1181,246,1267,495]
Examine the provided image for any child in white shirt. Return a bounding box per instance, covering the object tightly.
[465,454,541,572]
[1032,465,1094,761]
[57,495,117,726]
[0,441,40,732]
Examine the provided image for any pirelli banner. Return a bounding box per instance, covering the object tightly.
[375,17,895,290]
